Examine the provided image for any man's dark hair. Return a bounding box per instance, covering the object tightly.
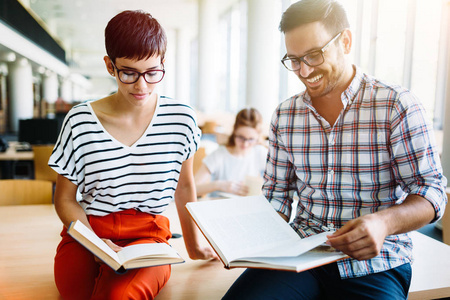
[105,10,167,63]
[279,0,349,35]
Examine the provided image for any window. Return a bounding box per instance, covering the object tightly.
[217,1,247,113]
[410,0,443,126]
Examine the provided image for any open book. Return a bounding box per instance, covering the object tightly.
[67,220,184,273]
[186,195,347,272]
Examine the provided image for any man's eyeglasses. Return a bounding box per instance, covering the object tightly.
[281,31,342,72]
[110,60,165,84]
[235,135,257,144]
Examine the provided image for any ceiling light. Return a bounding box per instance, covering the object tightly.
[17,57,29,66]
[38,66,46,74]
[0,52,16,62]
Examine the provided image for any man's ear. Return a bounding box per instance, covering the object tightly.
[104,56,115,76]
[341,29,352,55]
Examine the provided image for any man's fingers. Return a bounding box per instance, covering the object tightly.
[327,227,383,260]
[326,220,361,245]
[328,234,368,251]
[327,219,358,238]
[342,243,380,261]
[327,230,364,249]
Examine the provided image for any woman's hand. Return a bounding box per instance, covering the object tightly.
[189,246,219,261]
[93,239,124,263]
[220,181,249,196]
[102,238,124,252]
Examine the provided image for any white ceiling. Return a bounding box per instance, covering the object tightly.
[24,0,198,79]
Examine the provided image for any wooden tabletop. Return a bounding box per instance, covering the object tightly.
[1,203,449,300]
[0,203,243,300]
[0,204,61,299]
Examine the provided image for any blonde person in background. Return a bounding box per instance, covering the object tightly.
[195,108,268,198]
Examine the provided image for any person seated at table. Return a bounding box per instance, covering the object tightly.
[49,10,216,300]
[195,107,268,198]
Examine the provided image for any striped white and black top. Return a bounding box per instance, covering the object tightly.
[49,95,201,216]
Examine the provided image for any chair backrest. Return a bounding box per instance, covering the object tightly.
[0,179,53,205]
[201,121,218,134]
[32,145,57,183]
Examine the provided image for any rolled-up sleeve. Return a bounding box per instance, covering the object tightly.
[263,105,297,218]
[390,91,447,221]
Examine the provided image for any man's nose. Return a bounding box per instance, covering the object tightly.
[298,61,314,79]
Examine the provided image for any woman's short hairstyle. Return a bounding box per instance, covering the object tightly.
[227,108,263,147]
[105,10,167,63]
[279,0,349,35]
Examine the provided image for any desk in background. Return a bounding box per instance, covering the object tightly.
[0,141,34,179]
[0,141,34,161]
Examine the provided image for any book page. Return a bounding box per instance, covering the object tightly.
[187,195,301,262]
[231,246,347,272]
[72,220,120,263]
[247,231,332,258]
[117,243,181,264]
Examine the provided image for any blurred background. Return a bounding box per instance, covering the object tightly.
[0,0,449,141]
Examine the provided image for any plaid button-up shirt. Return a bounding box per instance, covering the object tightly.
[263,66,447,279]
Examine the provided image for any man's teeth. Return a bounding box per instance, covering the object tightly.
[307,74,323,83]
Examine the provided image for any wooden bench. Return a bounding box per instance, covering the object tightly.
[1,203,449,300]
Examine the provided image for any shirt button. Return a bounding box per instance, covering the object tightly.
[329,169,334,175]
[330,140,335,145]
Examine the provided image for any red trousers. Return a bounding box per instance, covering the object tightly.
[54,209,172,300]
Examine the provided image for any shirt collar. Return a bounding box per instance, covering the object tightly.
[343,65,364,105]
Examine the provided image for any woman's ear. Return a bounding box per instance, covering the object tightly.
[104,56,115,76]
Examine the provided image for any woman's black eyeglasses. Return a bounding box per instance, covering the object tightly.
[110,60,165,84]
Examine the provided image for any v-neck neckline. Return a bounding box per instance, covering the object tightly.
[86,95,160,149]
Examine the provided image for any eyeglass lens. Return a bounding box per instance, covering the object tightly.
[286,52,324,71]
[119,70,164,84]
[235,135,256,143]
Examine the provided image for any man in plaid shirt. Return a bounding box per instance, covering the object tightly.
[223,0,447,299]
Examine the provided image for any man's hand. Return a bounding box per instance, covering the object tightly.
[326,214,388,261]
